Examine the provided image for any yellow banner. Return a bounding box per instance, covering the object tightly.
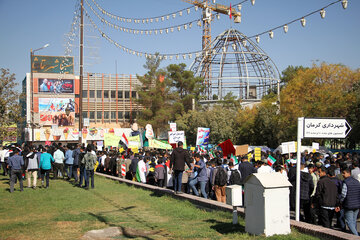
[255,147,261,161]
[104,133,121,147]
[128,135,141,149]
[149,139,172,149]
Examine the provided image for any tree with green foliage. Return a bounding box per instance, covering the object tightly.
[166,63,204,114]
[136,56,175,132]
[136,59,204,133]
[0,68,21,143]
[281,65,308,84]
[279,63,360,147]
[176,106,239,145]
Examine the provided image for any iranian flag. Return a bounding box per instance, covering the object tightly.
[209,150,215,159]
[267,155,276,166]
[120,133,129,148]
[197,145,207,153]
[231,153,238,164]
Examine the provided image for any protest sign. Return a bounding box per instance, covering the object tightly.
[168,131,185,144]
[196,127,210,146]
[236,144,249,156]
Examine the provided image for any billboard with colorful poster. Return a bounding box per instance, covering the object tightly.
[38,78,74,93]
[39,98,75,126]
[27,127,133,142]
[31,55,74,74]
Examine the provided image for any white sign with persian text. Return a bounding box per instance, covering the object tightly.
[168,131,185,144]
[303,118,352,139]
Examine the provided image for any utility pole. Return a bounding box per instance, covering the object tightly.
[30,49,34,143]
[79,0,84,144]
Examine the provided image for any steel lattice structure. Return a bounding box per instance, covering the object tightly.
[190,28,280,102]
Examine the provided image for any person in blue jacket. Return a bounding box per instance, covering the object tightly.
[188,153,208,199]
[39,147,55,188]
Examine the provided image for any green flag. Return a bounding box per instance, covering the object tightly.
[135,165,141,182]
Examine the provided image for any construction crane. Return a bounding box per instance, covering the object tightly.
[182,0,241,99]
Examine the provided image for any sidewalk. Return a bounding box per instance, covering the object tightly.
[95,172,359,240]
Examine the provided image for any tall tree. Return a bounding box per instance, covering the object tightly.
[0,68,21,142]
[166,63,204,113]
[136,56,175,132]
[279,63,360,146]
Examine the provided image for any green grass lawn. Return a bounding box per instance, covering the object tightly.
[0,174,320,239]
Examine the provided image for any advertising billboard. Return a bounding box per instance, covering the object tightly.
[38,78,74,93]
[39,98,75,126]
[31,55,74,74]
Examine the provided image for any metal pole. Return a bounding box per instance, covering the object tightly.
[232,206,238,224]
[295,117,304,221]
[30,49,34,143]
[79,0,84,144]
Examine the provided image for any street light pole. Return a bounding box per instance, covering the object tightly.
[30,43,49,143]
[79,0,84,144]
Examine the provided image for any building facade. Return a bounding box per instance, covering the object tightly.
[22,59,141,144]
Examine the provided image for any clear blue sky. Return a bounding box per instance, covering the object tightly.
[1,0,359,92]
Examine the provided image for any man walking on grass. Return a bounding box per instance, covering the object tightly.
[8,148,24,193]
[53,146,65,179]
[82,145,97,190]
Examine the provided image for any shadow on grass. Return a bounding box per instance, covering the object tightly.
[87,211,161,240]
[204,218,246,234]
[149,191,166,198]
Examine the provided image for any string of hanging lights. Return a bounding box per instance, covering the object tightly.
[83,0,348,60]
[90,0,253,26]
[90,0,197,24]
[84,0,206,35]
[84,8,203,60]
[250,0,347,43]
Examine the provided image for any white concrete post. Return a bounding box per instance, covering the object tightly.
[295,117,304,221]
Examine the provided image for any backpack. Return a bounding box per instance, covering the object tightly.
[215,167,227,186]
[229,169,241,185]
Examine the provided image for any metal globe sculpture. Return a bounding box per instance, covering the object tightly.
[190,28,280,102]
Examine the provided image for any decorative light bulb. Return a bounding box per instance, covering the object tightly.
[342,0,348,9]
[283,25,288,33]
[320,9,326,19]
[251,0,255,6]
[256,36,260,43]
[301,17,306,27]
[269,31,274,39]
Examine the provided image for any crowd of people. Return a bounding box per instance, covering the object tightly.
[1,141,359,236]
